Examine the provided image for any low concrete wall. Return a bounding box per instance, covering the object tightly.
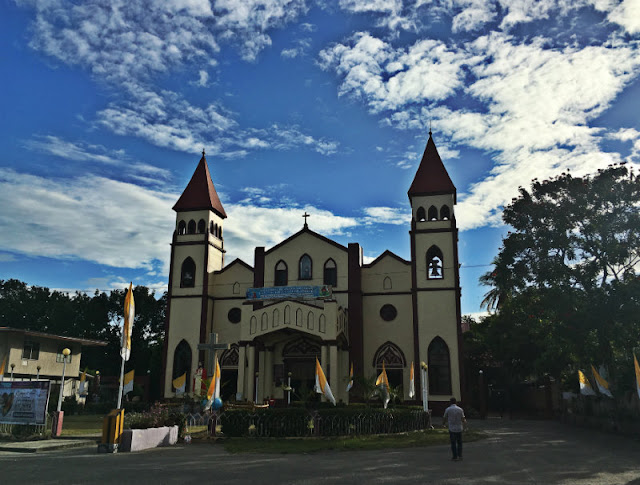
[120,426,178,452]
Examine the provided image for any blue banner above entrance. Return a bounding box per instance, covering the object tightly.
[246,285,332,301]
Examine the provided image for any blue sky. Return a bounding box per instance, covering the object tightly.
[1,0,639,317]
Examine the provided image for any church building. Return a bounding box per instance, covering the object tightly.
[161,133,463,413]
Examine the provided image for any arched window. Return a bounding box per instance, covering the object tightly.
[233,282,240,294]
[275,260,288,286]
[426,246,444,279]
[319,315,326,333]
[273,308,280,328]
[210,221,214,234]
[284,305,291,325]
[197,219,206,234]
[428,206,438,221]
[178,220,186,235]
[383,277,392,290]
[220,344,239,367]
[250,316,257,334]
[214,223,218,238]
[173,340,192,392]
[219,227,223,239]
[187,220,196,234]
[416,207,426,221]
[180,257,196,288]
[373,341,406,389]
[307,311,314,330]
[261,312,268,331]
[299,254,312,280]
[428,337,451,395]
[323,259,337,287]
[440,205,450,220]
[296,308,303,327]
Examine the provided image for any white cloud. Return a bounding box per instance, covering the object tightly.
[0,168,176,272]
[362,207,411,225]
[608,0,640,34]
[196,69,209,86]
[0,252,18,262]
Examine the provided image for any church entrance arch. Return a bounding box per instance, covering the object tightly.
[282,336,321,400]
[173,340,192,393]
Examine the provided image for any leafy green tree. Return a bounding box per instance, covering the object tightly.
[479,164,640,390]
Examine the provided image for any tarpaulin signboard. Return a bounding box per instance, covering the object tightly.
[0,381,51,425]
[246,285,332,301]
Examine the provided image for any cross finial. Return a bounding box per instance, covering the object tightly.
[429,119,432,136]
[202,148,206,157]
[302,212,310,228]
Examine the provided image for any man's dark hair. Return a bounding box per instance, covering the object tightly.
[450,397,457,404]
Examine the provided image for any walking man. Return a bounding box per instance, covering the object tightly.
[443,397,466,461]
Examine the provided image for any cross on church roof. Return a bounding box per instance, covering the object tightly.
[303,212,310,228]
[197,332,230,375]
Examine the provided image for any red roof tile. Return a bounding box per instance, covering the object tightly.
[173,154,227,218]
[408,133,456,200]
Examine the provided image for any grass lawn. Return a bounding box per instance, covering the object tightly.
[60,414,104,436]
[217,428,487,454]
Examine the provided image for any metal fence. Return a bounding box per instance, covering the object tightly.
[183,409,432,438]
[0,412,51,437]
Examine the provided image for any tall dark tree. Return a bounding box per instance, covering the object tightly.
[479,164,640,390]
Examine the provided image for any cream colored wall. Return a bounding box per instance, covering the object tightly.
[171,244,206,297]
[416,291,461,400]
[361,255,411,293]
[164,297,202,397]
[264,232,349,291]
[361,293,414,397]
[1,333,81,378]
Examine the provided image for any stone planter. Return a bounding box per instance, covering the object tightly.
[120,425,179,452]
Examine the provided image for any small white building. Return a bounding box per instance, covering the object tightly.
[162,134,464,413]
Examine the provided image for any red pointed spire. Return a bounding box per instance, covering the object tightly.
[408,133,456,201]
[173,151,227,218]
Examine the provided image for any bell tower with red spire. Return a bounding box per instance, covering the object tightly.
[162,150,227,397]
[408,132,463,411]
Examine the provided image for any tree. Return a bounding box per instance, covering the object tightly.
[479,164,640,390]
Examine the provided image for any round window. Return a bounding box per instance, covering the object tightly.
[228,307,241,324]
[380,304,397,321]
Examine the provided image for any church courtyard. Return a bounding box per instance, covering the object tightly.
[2,419,639,484]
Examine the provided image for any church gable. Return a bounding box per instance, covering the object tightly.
[211,258,253,298]
[362,250,411,293]
[263,228,348,290]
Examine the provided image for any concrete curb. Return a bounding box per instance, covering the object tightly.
[0,438,98,453]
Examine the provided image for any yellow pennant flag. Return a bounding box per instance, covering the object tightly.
[591,365,613,398]
[346,362,354,392]
[376,361,391,409]
[315,357,336,405]
[634,354,640,400]
[173,372,186,395]
[578,370,596,396]
[409,362,415,399]
[204,357,221,410]
[121,283,135,361]
[79,367,88,396]
[123,369,135,395]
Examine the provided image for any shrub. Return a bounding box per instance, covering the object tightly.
[124,405,186,436]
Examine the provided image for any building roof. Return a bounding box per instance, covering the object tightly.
[408,133,456,201]
[0,327,107,346]
[264,225,347,256]
[363,250,410,268]
[172,152,227,218]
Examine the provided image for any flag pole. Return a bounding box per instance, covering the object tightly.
[116,355,125,409]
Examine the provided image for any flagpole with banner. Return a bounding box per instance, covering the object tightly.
[409,361,415,399]
[375,361,391,409]
[634,354,640,400]
[117,283,135,409]
[591,365,613,398]
[315,357,336,405]
[578,370,596,396]
[346,362,353,393]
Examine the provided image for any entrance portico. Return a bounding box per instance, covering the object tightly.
[237,299,349,403]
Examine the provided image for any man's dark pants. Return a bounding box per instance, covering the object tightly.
[449,431,462,459]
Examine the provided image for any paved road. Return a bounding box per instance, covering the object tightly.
[2,419,639,484]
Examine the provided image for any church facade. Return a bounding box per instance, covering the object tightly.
[161,134,464,412]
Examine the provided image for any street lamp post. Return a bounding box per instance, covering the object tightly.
[420,361,429,413]
[255,372,259,404]
[10,363,15,381]
[57,348,71,412]
[52,348,70,437]
[287,372,292,406]
[37,365,41,380]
